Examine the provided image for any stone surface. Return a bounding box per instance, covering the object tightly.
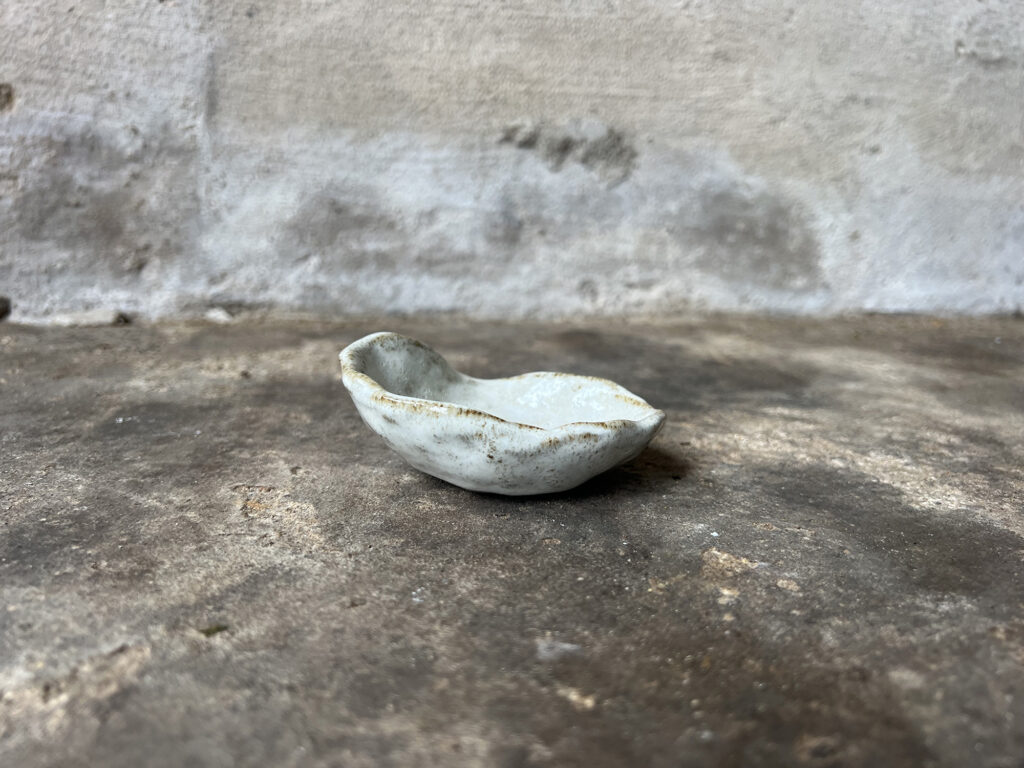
[1,315,1023,767]
[2,1,1024,321]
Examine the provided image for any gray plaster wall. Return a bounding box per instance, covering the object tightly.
[1,0,1023,321]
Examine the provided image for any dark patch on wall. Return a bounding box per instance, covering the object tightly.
[279,187,402,272]
[955,9,1021,67]
[288,193,394,252]
[203,51,218,126]
[680,183,824,292]
[11,128,195,278]
[576,129,637,179]
[577,279,599,302]
[540,133,581,171]
[500,121,638,184]
[483,197,524,247]
[18,171,127,247]
[499,123,540,149]
[0,83,13,111]
[410,249,481,280]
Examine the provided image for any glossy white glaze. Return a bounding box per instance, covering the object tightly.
[340,332,665,495]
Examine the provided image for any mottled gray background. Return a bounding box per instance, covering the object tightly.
[1,0,1023,322]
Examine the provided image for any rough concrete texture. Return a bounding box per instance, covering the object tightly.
[2,1,1024,321]
[2,315,1023,766]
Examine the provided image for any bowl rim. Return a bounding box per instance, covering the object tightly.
[339,331,666,433]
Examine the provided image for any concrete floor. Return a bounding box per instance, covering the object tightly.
[1,315,1022,767]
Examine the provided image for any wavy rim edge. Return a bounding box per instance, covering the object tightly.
[339,331,666,432]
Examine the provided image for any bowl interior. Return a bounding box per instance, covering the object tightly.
[356,335,658,430]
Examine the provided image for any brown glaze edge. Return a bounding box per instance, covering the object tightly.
[339,334,665,433]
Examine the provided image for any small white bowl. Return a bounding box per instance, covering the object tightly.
[339,332,665,495]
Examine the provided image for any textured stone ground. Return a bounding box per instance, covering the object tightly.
[1,315,1022,767]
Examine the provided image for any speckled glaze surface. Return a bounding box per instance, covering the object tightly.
[339,332,665,495]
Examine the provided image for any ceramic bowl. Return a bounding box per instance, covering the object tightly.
[339,332,665,495]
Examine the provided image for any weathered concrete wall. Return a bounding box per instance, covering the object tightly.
[2,0,1023,321]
